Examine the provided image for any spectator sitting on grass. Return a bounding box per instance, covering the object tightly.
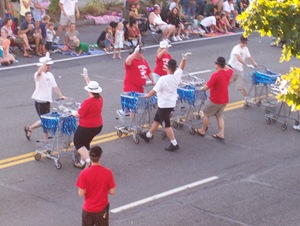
[73,37,89,56]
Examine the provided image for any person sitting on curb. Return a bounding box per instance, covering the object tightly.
[73,37,89,56]
[139,52,192,152]
[148,4,175,42]
[200,12,221,34]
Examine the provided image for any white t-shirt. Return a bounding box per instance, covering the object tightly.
[60,0,78,16]
[228,44,251,72]
[153,68,183,108]
[223,1,234,13]
[200,16,216,27]
[31,71,57,103]
[46,28,56,42]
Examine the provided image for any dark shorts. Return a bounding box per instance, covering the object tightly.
[74,125,103,150]
[35,101,50,118]
[46,41,53,51]
[82,204,109,226]
[154,107,173,128]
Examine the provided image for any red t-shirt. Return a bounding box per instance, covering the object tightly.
[123,58,152,93]
[78,97,103,128]
[76,165,116,212]
[153,52,172,76]
[206,68,233,104]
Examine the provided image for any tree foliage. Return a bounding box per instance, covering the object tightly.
[239,0,300,110]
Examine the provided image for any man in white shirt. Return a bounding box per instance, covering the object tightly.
[228,36,258,103]
[24,53,66,141]
[200,12,221,33]
[223,0,238,27]
[54,0,80,44]
[139,52,192,152]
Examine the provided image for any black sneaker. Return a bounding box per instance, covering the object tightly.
[164,143,179,152]
[139,132,151,143]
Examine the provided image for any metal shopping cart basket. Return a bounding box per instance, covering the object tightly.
[34,98,79,169]
[171,74,206,134]
[265,83,300,131]
[115,92,157,144]
[244,65,281,109]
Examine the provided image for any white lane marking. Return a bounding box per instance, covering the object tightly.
[110,176,219,214]
[0,32,243,72]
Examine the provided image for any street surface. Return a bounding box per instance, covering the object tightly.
[0,25,300,226]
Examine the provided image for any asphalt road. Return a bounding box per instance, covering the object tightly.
[0,27,300,226]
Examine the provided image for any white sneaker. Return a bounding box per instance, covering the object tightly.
[54,37,60,45]
[245,96,254,104]
[117,110,130,117]
[176,35,182,41]
[293,124,300,131]
[185,35,190,40]
[171,36,178,42]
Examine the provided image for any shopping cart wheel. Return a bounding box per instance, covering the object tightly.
[117,130,122,137]
[266,117,271,124]
[34,153,41,161]
[172,122,178,128]
[243,103,249,110]
[281,124,287,131]
[271,119,277,123]
[46,150,52,159]
[133,136,139,144]
[161,132,167,139]
[189,128,195,135]
[256,101,261,107]
[54,160,62,169]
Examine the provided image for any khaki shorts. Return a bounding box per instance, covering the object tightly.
[60,13,76,26]
[230,69,245,90]
[203,99,226,118]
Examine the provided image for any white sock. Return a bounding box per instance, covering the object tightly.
[146,132,152,138]
[80,160,85,165]
[171,139,177,146]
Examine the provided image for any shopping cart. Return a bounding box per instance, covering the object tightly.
[34,98,79,169]
[171,74,206,134]
[115,92,157,144]
[265,83,300,131]
[244,65,281,109]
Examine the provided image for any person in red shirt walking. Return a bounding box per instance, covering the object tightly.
[72,68,104,169]
[123,45,155,93]
[195,57,233,140]
[76,145,116,226]
[153,40,172,82]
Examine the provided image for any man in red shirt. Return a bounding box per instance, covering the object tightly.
[195,57,233,140]
[76,145,116,226]
[123,45,155,93]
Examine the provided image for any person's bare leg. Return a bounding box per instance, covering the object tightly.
[197,114,209,134]
[165,127,175,140]
[78,146,89,161]
[149,121,160,135]
[216,116,225,138]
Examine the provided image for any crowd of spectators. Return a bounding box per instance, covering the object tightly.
[0,0,251,65]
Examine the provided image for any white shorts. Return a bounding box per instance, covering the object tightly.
[60,13,76,26]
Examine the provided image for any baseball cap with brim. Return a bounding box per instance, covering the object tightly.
[159,40,172,49]
[84,81,103,93]
[89,146,103,158]
[37,54,54,66]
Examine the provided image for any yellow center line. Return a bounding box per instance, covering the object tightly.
[0,97,258,169]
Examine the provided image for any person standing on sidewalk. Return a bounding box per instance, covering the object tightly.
[0,0,9,21]
[139,52,191,152]
[24,52,66,141]
[54,0,80,44]
[228,35,258,103]
[195,57,233,140]
[76,145,116,226]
